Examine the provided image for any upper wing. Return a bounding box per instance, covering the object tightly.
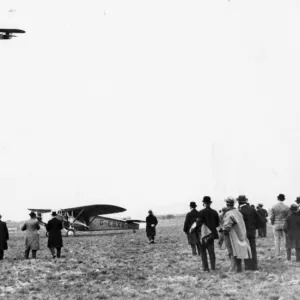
[0,28,25,34]
[62,204,126,217]
[28,208,52,213]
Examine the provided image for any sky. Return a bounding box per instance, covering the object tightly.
[1,0,300,221]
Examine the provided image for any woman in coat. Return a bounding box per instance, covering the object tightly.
[46,211,63,258]
[146,210,158,244]
[21,211,40,259]
[284,204,300,262]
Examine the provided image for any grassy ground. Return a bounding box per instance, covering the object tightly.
[1,218,300,299]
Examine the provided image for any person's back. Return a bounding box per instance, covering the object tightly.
[24,218,40,232]
[271,202,289,226]
[239,205,258,238]
[198,207,219,239]
[0,217,9,260]
[48,217,62,231]
[47,212,63,258]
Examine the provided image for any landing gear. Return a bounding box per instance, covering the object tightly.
[66,229,75,236]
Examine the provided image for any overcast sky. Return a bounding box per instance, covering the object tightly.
[1,0,300,221]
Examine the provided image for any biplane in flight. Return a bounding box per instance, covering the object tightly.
[28,204,145,236]
[0,28,25,39]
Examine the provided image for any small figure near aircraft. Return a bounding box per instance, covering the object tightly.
[146,210,158,244]
[0,28,25,40]
[28,204,145,236]
[46,211,63,258]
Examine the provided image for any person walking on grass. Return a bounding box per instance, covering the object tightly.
[0,214,9,260]
[146,210,158,244]
[183,202,201,256]
[270,194,290,257]
[223,197,252,273]
[21,211,40,259]
[46,211,63,258]
[257,204,268,238]
[284,204,300,263]
[197,196,219,272]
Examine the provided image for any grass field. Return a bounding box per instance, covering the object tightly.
[1,218,300,299]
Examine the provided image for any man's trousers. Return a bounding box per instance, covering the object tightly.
[244,236,257,270]
[286,248,300,261]
[200,240,216,271]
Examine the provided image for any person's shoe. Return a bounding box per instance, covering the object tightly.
[52,255,56,259]
[203,268,210,272]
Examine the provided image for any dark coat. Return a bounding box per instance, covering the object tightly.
[284,212,300,249]
[0,221,9,250]
[197,207,220,239]
[239,205,265,238]
[183,209,200,244]
[257,208,268,222]
[146,214,158,237]
[46,217,63,248]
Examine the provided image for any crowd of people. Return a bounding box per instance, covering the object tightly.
[1,195,300,272]
[0,211,63,260]
[183,194,300,272]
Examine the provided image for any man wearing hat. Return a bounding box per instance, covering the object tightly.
[46,211,63,258]
[237,195,264,270]
[196,196,219,271]
[183,202,201,256]
[270,194,290,257]
[257,204,268,237]
[284,204,300,262]
[146,210,158,244]
[0,214,9,260]
[21,211,40,259]
[223,197,252,272]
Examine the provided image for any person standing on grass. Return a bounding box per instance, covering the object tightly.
[197,196,219,272]
[284,204,300,263]
[0,215,9,260]
[270,194,290,257]
[257,204,268,237]
[46,211,63,258]
[183,202,201,256]
[21,211,40,259]
[237,195,264,271]
[223,197,252,273]
[146,210,158,244]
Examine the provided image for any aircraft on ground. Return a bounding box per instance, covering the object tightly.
[28,204,145,236]
[0,28,25,39]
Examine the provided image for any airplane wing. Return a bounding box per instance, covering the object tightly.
[0,29,25,34]
[28,208,52,213]
[62,204,126,217]
[125,219,146,223]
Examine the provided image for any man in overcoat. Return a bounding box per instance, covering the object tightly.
[197,196,219,271]
[46,211,63,258]
[146,210,158,243]
[284,204,300,262]
[257,204,268,237]
[270,194,290,256]
[223,197,252,272]
[237,195,264,271]
[21,211,40,259]
[183,202,201,256]
[0,215,9,260]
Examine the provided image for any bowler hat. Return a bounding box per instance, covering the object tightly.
[225,197,235,206]
[258,203,263,208]
[190,202,197,208]
[202,196,212,204]
[51,211,57,216]
[290,204,298,212]
[29,211,36,217]
[295,197,300,204]
[148,210,153,214]
[278,194,285,201]
[237,195,248,204]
